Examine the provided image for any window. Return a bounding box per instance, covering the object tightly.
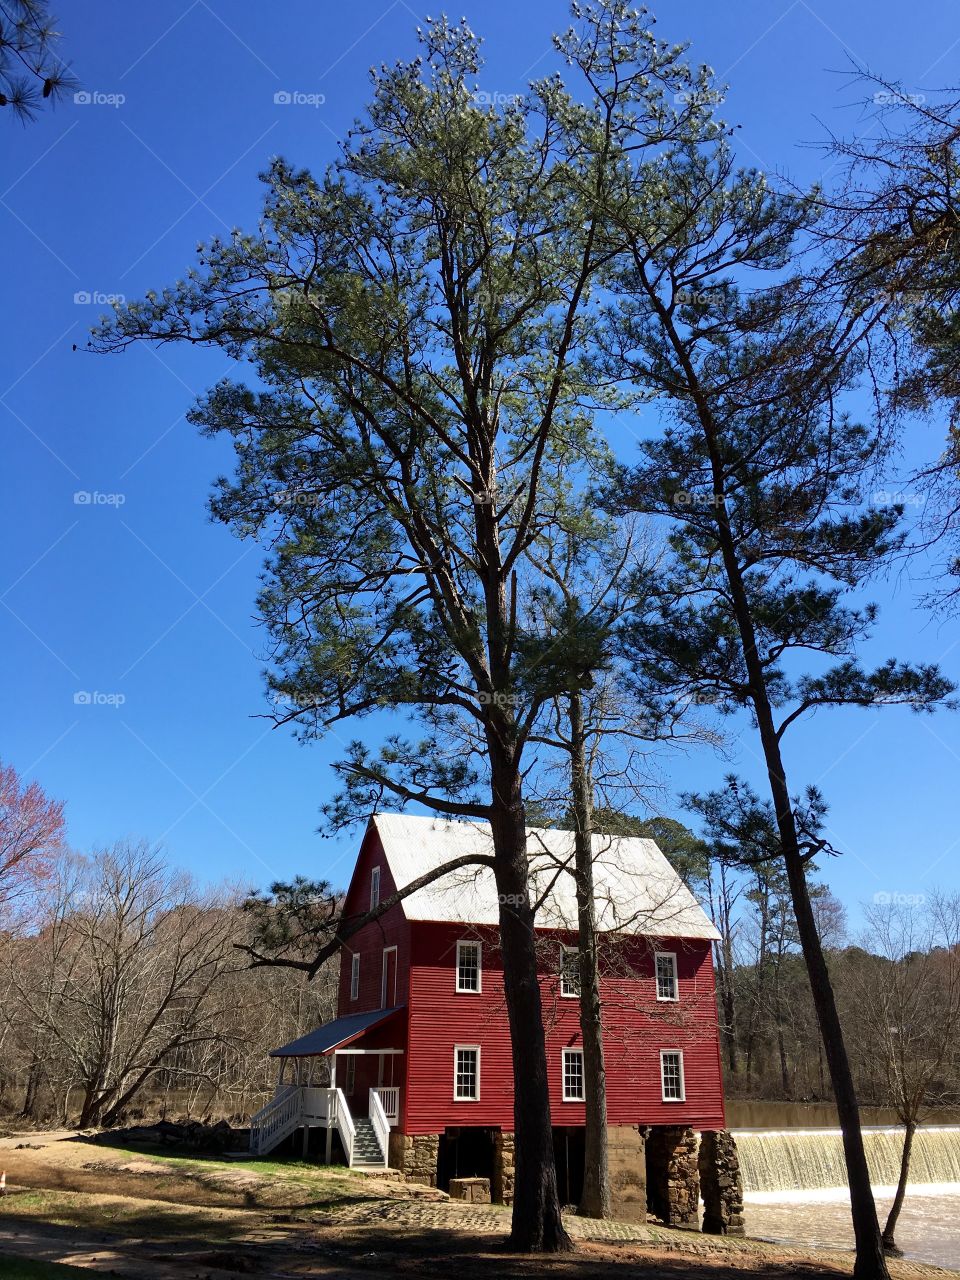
[560,945,580,997]
[454,1045,480,1100]
[350,952,360,1001]
[370,865,381,911]
[661,1050,685,1102]
[345,1056,356,1094]
[562,1048,585,1101]
[655,951,679,1002]
[456,940,482,992]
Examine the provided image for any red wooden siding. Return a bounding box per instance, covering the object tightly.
[404,921,725,1134]
[337,826,412,1017]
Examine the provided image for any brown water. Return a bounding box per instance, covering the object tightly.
[745,1189,960,1271]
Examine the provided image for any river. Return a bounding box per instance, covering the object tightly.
[731,1124,960,1271]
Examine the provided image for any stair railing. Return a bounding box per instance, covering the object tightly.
[368,1088,390,1168]
[330,1087,355,1166]
[249,1083,301,1155]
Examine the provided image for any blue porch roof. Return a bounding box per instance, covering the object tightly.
[269,1006,405,1057]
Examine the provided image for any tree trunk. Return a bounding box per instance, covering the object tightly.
[488,745,572,1252]
[695,414,890,1280]
[567,690,611,1219]
[882,1120,916,1252]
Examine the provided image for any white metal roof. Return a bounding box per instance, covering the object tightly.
[372,812,720,941]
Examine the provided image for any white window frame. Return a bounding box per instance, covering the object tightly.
[559,945,580,998]
[562,1047,585,1102]
[455,939,482,993]
[350,952,360,1001]
[380,944,398,1009]
[370,865,381,911]
[655,950,679,1002]
[660,1049,686,1102]
[453,1044,481,1101]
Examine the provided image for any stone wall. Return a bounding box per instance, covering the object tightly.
[698,1129,746,1236]
[607,1124,647,1222]
[645,1125,700,1229]
[491,1130,515,1205]
[389,1131,440,1185]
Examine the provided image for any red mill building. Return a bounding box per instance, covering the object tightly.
[250,813,744,1232]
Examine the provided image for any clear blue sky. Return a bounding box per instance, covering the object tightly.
[3,0,958,919]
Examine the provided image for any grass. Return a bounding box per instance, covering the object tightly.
[0,1259,92,1279]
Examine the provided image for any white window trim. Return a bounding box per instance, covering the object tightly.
[350,952,360,1001]
[345,1055,356,1093]
[370,865,381,911]
[562,1047,585,1102]
[453,1043,481,1101]
[559,944,579,998]
[455,939,482,993]
[381,944,398,1009]
[660,1049,686,1102]
[655,950,679,1002]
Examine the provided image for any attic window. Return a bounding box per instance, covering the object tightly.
[655,951,679,1001]
[560,945,580,998]
[456,940,482,992]
[370,865,381,912]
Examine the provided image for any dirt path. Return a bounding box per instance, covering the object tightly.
[0,1130,955,1280]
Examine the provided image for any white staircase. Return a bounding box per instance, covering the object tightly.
[248,1085,391,1169]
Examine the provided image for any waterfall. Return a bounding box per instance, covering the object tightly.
[733,1127,960,1196]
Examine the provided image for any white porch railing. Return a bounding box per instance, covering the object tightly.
[249,1083,300,1156]
[368,1089,390,1167]
[329,1087,355,1166]
[372,1085,400,1126]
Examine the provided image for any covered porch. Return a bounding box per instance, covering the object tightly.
[249,1006,405,1167]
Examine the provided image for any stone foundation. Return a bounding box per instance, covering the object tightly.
[698,1129,745,1236]
[607,1124,647,1222]
[492,1130,515,1205]
[645,1125,700,1229]
[389,1131,440,1185]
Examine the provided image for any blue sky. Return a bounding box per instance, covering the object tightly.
[3,0,958,920]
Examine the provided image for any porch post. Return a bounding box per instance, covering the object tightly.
[330,1052,337,1089]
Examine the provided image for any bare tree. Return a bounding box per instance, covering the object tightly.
[848,892,960,1253]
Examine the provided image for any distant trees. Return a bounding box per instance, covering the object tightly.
[0,2,73,122]
[0,840,338,1126]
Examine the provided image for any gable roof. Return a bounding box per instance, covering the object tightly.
[371,813,720,941]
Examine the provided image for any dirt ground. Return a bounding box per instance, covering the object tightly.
[0,1129,955,1280]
